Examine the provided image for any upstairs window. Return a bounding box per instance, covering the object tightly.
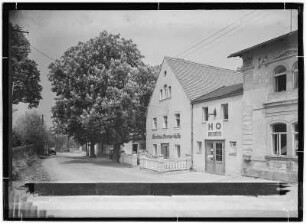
[202,107,208,122]
[175,113,180,128]
[221,104,229,120]
[271,123,287,156]
[160,89,163,100]
[163,116,168,129]
[168,86,172,98]
[293,62,298,89]
[164,85,168,99]
[152,118,157,130]
[274,65,287,92]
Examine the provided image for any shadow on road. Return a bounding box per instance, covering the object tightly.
[59,156,132,169]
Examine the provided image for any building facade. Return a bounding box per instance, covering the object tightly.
[192,84,243,176]
[229,31,299,182]
[146,57,242,163]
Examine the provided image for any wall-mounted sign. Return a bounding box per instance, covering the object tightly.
[207,120,223,138]
[152,133,181,139]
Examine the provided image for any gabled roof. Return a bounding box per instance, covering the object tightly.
[165,57,242,101]
[191,83,243,104]
[228,30,298,58]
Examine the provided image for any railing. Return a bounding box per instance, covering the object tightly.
[119,153,137,166]
[139,156,191,173]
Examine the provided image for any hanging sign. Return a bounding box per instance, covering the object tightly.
[207,120,223,138]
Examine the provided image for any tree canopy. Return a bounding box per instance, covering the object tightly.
[48,31,158,157]
[9,23,42,108]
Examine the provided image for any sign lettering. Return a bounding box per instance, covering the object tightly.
[152,133,181,139]
[207,121,223,138]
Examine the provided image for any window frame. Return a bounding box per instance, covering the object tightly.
[152,117,157,130]
[221,103,229,120]
[175,144,181,158]
[174,113,180,128]
[197,141,202,154]
[273,65,287,92]
[163,115,168,129]
[202,107,208,122]
[293,62,298,89]
[271,123,288,156]
[292,122,298,156]
[153,144,158,155]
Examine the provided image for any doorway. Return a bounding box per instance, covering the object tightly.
[205,140,225,175]
[161,143,169,159]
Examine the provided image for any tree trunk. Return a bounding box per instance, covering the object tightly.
[90,142,95,158]
[113,143,121,162]
[85,143,89,156]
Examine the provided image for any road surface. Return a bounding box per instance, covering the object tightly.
[23,152,299,218]
[42,152,273,183]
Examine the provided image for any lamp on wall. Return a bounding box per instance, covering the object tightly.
[209,108,217,117]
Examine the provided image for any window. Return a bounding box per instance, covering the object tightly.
[202,107,208,122]
[229,141,237,155]
[274,65,287,92]
[163,116,168,129]
[161,143,169,158]
[271,123,287,156]
[221,104,229,120]
[164,85,168,98]
[160,89,163,100]
[175,145,181,158]
[293,122,298,156]
[153,144,158,155]
[168,86,171,98]
[152,118,157,130]
[293,62,298,89]
[197,141,202,153]
[164,70,167,76]
[175,113,180,128]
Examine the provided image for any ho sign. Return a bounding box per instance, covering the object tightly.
[207,120,223,138]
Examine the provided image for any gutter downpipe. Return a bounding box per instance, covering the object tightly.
[191,103,194,169]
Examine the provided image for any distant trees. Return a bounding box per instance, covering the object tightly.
[9,23,42,108]
[48,31,158,159]
[13,111,47,153]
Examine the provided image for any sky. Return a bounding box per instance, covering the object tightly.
[10,9,298,127]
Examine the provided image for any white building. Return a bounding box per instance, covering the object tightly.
[146,57,242,165]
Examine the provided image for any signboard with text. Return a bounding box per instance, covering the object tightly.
[207,120,223,138]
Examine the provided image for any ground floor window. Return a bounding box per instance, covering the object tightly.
[197,141,202,153]
[153,144,157,155]
[175,145,181,158]
[132,144,138,153]
[293,122,298,156]
[161,143,169,158]
[271,123,287,156]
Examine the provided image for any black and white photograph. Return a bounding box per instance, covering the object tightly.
[3,2,303,221]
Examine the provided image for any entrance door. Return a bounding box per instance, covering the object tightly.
[205,140,225,175]
[161,143,169,159]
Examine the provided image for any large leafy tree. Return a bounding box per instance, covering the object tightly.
[9,23,42,108]
[48,31,157,158]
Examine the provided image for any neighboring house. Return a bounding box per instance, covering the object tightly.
[146,57,242,163]
[121,141,145,154]
[192,83,243,176]
[228,30,299,182]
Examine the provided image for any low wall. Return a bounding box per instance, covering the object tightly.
[139,157,191,173]
[242,155,298,183]
[119,153,137,166]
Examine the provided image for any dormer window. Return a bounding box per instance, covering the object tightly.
[164,70,167,76]
[274,65,287,92]
[160,89,163,100]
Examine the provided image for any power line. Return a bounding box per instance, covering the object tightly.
[181,11,259,58]
[30,44,56,61]
[176,11,257,58]
[185,11,274,58]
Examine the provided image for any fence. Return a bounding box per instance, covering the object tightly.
[139,156,192,173]
[8,189,49,219]
[119,153,137,166]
